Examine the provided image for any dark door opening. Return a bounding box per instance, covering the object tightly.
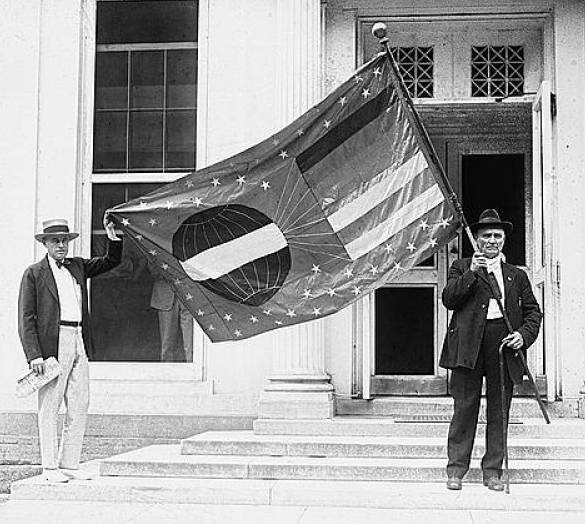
[375,287,435,375]
[461,154,525,266]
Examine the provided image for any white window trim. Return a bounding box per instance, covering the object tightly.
[80,4,208,380]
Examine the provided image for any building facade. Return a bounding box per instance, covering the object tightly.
[1,0,584,421]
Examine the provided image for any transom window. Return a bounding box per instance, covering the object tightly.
[389,46,434,98]
[471,46,525,97]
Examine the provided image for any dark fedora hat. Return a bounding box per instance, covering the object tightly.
[470,209,513,236]
[34,219,79,242]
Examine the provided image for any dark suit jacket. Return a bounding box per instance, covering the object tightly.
[439,258,542,384]
[150,279,176,311]
[18,240,123,363]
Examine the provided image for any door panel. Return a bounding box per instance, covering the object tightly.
[532,81,558,401]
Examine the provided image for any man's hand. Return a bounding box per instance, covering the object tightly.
[470,251,488,273]
[502,331,524,350]
[30,357,45,376]
[103,213,120,241]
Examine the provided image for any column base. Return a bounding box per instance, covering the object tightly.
[258,390,336,420]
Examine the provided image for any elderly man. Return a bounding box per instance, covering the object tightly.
[18,216,122,483]
[440,209,542,491]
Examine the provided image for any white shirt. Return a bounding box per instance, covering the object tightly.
[48,257,82,322]
[486,254,505,320]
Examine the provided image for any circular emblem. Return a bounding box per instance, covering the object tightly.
[172,204,291,306]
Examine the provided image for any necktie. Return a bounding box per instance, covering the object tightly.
[487,271,502,300]
[56,260,63,269]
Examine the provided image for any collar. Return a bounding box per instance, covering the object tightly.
[486,253,505,273]
[48,256,70,270]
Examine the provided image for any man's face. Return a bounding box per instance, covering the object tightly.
[43,236,70,261]
[476,227,505,259]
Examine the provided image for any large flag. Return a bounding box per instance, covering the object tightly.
[109,51,460,342]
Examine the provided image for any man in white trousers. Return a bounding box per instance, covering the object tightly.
[18,215,122,482]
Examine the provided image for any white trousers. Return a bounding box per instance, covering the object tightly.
[37,326,89,469]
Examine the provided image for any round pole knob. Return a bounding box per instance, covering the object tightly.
[372,22,388,40]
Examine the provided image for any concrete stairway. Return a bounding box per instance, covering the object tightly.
[90,417,585,484]
[9,401,585,510]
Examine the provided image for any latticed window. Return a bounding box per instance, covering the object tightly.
[389,47,434,98]
[471,46,524,97]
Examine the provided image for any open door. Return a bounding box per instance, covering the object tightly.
[532,81,560,401]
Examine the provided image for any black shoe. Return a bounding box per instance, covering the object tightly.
[483,477,505,492]
[446,477,462,490]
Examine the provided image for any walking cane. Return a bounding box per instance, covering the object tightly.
[498,341,511,494]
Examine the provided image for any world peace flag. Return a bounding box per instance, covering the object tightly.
[108,51,460,342]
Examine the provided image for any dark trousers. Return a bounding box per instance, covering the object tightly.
[446,319,514,480]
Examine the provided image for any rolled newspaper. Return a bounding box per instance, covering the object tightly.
[16,357,61,398]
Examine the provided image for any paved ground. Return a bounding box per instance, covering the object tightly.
[0,500,585,524]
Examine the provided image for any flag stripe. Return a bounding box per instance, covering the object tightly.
[344,184,445,260]
[326,150,428,232]
[296,87,393,173]
[180,223,288,280]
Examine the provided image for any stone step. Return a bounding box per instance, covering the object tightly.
[98,445,585,484]
[336,398,574,418]
[180,431,585,460]
[0,412,254,439]
[253,417,585,438]
[10,472,585,512]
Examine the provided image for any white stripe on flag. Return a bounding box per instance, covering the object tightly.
[327,150,428,232]
[345,184,445,260]
[180,223,288,280]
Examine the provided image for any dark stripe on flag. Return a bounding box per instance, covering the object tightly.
[296,87,394,173]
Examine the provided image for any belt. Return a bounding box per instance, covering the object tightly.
[60,320,82,327]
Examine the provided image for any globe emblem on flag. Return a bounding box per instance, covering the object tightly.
[172,204,292,306]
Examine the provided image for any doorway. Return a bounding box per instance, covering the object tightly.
[369,103,532,396]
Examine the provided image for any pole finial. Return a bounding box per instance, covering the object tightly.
[372,22,388,40]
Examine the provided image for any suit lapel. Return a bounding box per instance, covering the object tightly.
[502,262,515,305]
[64,259,84,288]
[40,256,59,302]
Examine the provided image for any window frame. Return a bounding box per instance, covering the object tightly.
[86,6,206,374]
[94,41,198,174]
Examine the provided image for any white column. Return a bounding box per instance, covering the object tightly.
[554,0,585,403]
[257,0,334,420]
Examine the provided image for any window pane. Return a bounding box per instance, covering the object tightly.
[95,52,128,110]
[97,1,198,44]
[167,49,197,108]
[91,183,194,362]
[129,111,163,170]
[93,112,127,172]
[375,287,434,375]
[91,184,125,230]
[91,233,160,361]
[166,110,196,169]
[127,183,165,201]
[131,51,164,109]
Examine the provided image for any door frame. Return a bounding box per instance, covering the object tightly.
[356,102,536,398]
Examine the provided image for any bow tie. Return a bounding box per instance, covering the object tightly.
[56,260,68,269]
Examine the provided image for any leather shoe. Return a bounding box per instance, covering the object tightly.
[43,469,69,483]
[60,468,94,481]
[446,477,462,490]
[483,477,505,491]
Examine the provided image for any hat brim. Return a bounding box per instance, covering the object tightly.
[35,233,79,242]
[470,221,513,236]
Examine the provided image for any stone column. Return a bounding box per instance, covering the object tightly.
[257,0,335,420]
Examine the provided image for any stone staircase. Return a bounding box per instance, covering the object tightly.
[10,399,585,511]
